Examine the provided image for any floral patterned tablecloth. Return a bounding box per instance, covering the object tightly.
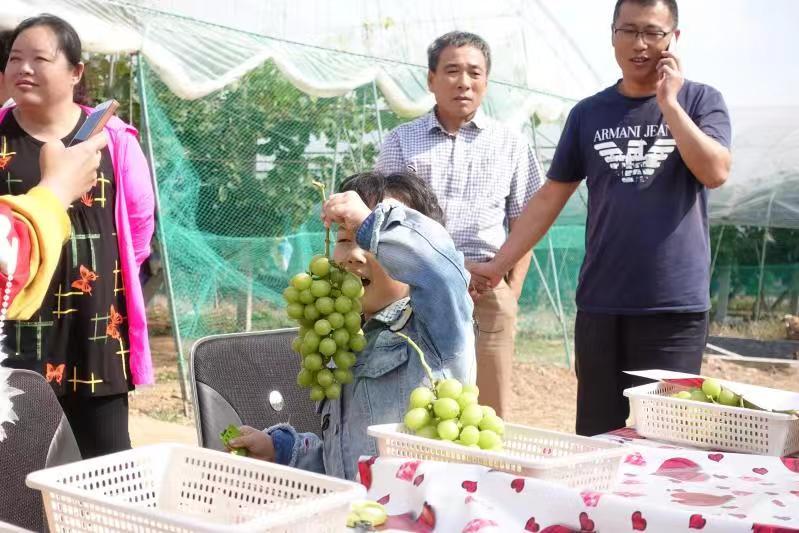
[356,428,799,533]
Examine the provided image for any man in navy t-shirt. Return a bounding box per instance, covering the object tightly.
[470,0,732,436]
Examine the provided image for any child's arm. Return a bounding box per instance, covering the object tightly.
[323,192,473,364]
[229,424,325,474]
[359,201,473,362]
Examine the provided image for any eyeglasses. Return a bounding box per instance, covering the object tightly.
[613,27,672,45]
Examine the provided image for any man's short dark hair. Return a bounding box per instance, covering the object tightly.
[427,31,491,74]
[0,30,13,71]
[612,0,679,28]
[339,171,446,227]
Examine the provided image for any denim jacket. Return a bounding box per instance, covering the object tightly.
[266,200,475,480]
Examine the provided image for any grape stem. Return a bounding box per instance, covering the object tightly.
[396,332,435,389]
[312,180,330,258]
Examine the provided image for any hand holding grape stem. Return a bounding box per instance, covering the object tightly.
[321,191,373,233]
[227,425,275,461]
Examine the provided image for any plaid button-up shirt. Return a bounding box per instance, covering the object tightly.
[375,108,543,262]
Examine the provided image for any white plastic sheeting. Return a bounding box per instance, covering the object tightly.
[2,1,797,229]
[1,0,585,125]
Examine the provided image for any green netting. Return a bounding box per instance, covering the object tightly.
[140,55,799,375]
[140,56,583,367]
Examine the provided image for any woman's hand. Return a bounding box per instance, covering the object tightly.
[39,133,107,208]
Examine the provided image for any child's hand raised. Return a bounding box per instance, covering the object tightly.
[227,426,275,461]
[322,191,373,232]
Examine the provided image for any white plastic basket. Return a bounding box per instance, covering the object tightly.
[26,443,365,532]
[368,423,626,490]
[625,381,799,456]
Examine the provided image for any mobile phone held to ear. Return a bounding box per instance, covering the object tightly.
[68,99,119,147]
[666,34,677,53]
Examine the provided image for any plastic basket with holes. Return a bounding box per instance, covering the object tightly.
[367,423,626,490]
[625,381,799,456]
[25,443,365,532]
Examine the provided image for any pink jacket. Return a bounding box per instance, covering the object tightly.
[0,106,156,385]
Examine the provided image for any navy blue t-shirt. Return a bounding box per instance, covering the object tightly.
[549,80,731,314]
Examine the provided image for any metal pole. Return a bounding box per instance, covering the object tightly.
[371,79,383,146]
[136,53,192,417]
[709,224,726,280]
[548,235,572,369]
[754,190,778,320]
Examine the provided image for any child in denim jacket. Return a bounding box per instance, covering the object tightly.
[231,171,475,480]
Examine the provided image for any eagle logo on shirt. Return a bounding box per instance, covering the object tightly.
[594,138,677,183]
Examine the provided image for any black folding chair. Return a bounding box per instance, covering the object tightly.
[0,369,80,532]
[190,328,322,452]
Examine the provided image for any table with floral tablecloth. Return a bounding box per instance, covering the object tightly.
[356,428,799,532]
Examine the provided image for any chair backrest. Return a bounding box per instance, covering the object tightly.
[0,370,80,532]
[190,328,322,451]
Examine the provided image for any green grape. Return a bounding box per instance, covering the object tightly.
[303,331,321,351]
[310,385,325,402]
[327,312,345,329]
[341,275,363,299]
[333,350,354,369]
[459,404,484,427]
[334,295,353,313]
[459,425,480,446]
[300,341,317,356]
[325,382,342,400]
[718,388,739,406]
[416,425,438,439]
[331,289,342,298]
[310,280,332,298]
[299,318,316,328]
[296,369,314,387]
[298,324,312,337]
[701,379,722,400]
[291,337,303,353]
[286,303,304,320]
[409,387,435,409]
[333,368,352,384]
[478,414,505,436]
[691,389,711,402]
[283,286,300,303]
[310,256,331,277]
[433,398,460,420]
[437,419,460,441]
[457,392,478,410]
[332,328,350,348]
[291,273,313,291]
[350,298,362,314]
[329,269,343,286]
[462,384,480,397]
[404,407,431,431]
[298,289,315,304]
[478,429,501,450]
[317,368,334,388]
[303,354,323,371]
[314,319,332,336]
[344,311,362,333]
[481,406,496,418]
[304,305,321,321]
[349,334,366,352]
[671,391,692,400]
[437,378,463,400]
[315,296,335,315]
[319,338,338,356]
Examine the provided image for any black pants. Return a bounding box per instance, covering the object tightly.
[59,393,131,459]
[574,311,708,437]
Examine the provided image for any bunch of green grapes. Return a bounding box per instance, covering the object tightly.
[397,333,505,451]
[284,255,366,401]
[670,378,745,407]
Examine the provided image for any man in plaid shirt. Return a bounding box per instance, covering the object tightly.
[376,31,543,417]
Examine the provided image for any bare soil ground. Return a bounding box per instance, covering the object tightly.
[129,329,799,446]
